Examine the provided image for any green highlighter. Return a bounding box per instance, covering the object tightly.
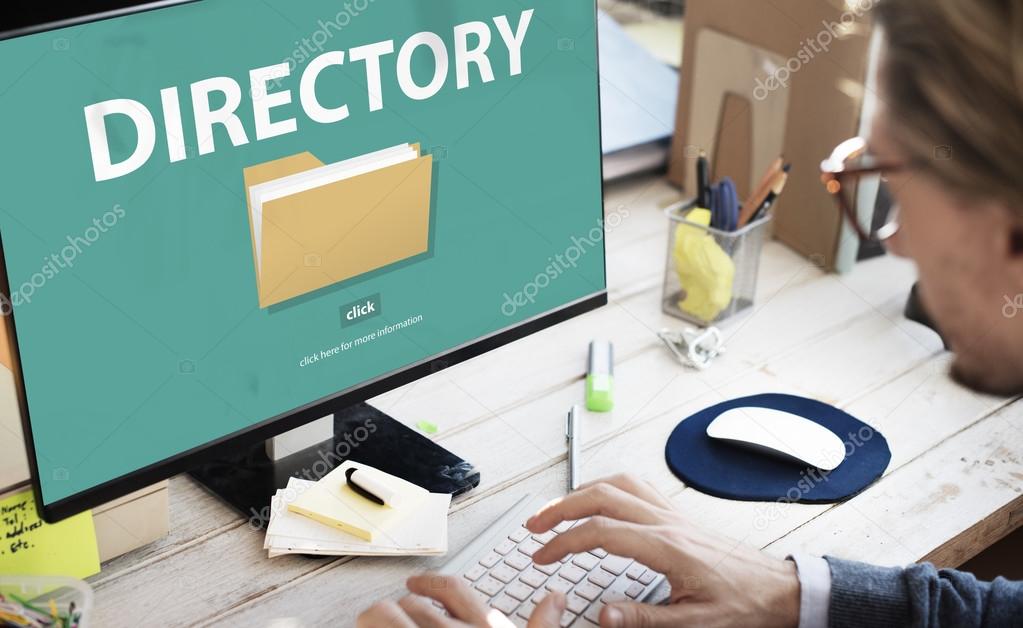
[585,340,614,412]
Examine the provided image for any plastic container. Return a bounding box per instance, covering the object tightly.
[662,199,772,326]
[0,575,94,627]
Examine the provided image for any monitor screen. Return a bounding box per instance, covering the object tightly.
[0,0,605,518]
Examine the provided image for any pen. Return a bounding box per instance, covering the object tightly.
[696,151,711,209]
[749,166,790,223]
[566,405,581,492]
[345,467,401,507]
[738,156,784,227]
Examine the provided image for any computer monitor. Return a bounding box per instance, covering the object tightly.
[0,0,606,522]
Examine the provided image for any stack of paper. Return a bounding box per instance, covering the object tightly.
[264,462,450,558]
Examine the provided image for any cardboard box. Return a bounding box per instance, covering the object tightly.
[668,0,874,269]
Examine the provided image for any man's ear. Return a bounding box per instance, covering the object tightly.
[1006,212,1023,291]
[1011,226,1023,257]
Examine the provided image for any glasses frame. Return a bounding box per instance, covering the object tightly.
[820,137,905,243]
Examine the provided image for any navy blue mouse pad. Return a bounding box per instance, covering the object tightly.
[665,394,891,503]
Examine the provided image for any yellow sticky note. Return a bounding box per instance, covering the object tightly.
[0,489,100,579]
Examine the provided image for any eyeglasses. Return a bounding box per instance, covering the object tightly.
[820,137,905,243]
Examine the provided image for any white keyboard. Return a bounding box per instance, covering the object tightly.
[441,496,665,627]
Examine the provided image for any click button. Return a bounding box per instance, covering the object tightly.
[341,294,382,328]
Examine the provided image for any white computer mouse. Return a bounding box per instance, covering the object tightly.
[706,406,846,471]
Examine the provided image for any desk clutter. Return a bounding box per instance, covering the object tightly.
[662,155,789,325]
[264,462,450,558]
[0,577,92,628]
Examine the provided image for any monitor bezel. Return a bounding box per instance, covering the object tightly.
[1,0,609,523]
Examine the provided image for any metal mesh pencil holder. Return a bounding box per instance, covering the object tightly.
[662,199,772,326]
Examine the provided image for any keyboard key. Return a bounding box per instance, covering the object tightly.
[600,580,631,604]
[575,619,599,627]
[518,540,543,557]
[546,577,574,594]
[560,611,576,627]
[565,593,589,615]
[476,576,503,597]
[572,553,600,571]
[510,527,530,543]
[505,552,531,571]
[600,555,633,576]
[480,552,501,568]
[532,530,557,544]
[638,570,657,585]
[472,588,491,605]
[560,554,573,563]
[431,598,451,618]
[532,590,548,604]
[554,521,574,533]
[492,564,519,584]
[626,564,646,580]
[589,548,608,558]
[492,594,520,615]
[584,602,604,623]
[517,601,537,619]
[574,582,602,602]
[536,561,560,576]
[587,570,615,588]
[558,564,587,584]
[495,539,517,555]
[464,564,487,582]
[601,590,627,604]
[520,568,548,588]
[506,581,534,602]
[626,582,646,599]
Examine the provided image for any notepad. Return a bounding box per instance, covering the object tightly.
[286,462,428,542]
[0,489,100,578]
[266,477,449,558]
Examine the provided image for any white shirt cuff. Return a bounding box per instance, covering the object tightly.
[787,554,832,628]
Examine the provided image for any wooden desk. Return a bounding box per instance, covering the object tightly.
[87,175,1023,626]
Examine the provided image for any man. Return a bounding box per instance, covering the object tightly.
[358,0,1023,625]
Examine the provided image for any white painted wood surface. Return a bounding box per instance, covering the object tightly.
[86,175,1022,627]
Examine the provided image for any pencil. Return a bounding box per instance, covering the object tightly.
[738,156,784,227]
[749,168,790,223]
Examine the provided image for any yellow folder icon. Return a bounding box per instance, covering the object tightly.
[243,143,433,308]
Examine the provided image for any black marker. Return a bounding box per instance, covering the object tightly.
[345,467,385,505]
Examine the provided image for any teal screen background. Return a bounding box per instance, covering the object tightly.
[0,0,605,504]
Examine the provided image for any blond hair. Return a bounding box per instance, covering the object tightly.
[875,0,1023,207]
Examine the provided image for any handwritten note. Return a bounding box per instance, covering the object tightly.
[0,489,100,578]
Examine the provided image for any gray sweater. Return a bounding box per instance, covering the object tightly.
[827,557,1023,627]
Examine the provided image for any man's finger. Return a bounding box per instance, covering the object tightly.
[407,574,489,624]
[526,483,668,534]
[355,600,417,628]
[526,592,566,628]
[577,473,673,510]
[602,601,685,628]
[398,595,461,628]
[532,517,674,574]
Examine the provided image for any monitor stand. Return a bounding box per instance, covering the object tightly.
[189,402,479,529]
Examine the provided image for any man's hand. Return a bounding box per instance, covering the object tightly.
[356,573,565,628]
[526,474,801,628]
